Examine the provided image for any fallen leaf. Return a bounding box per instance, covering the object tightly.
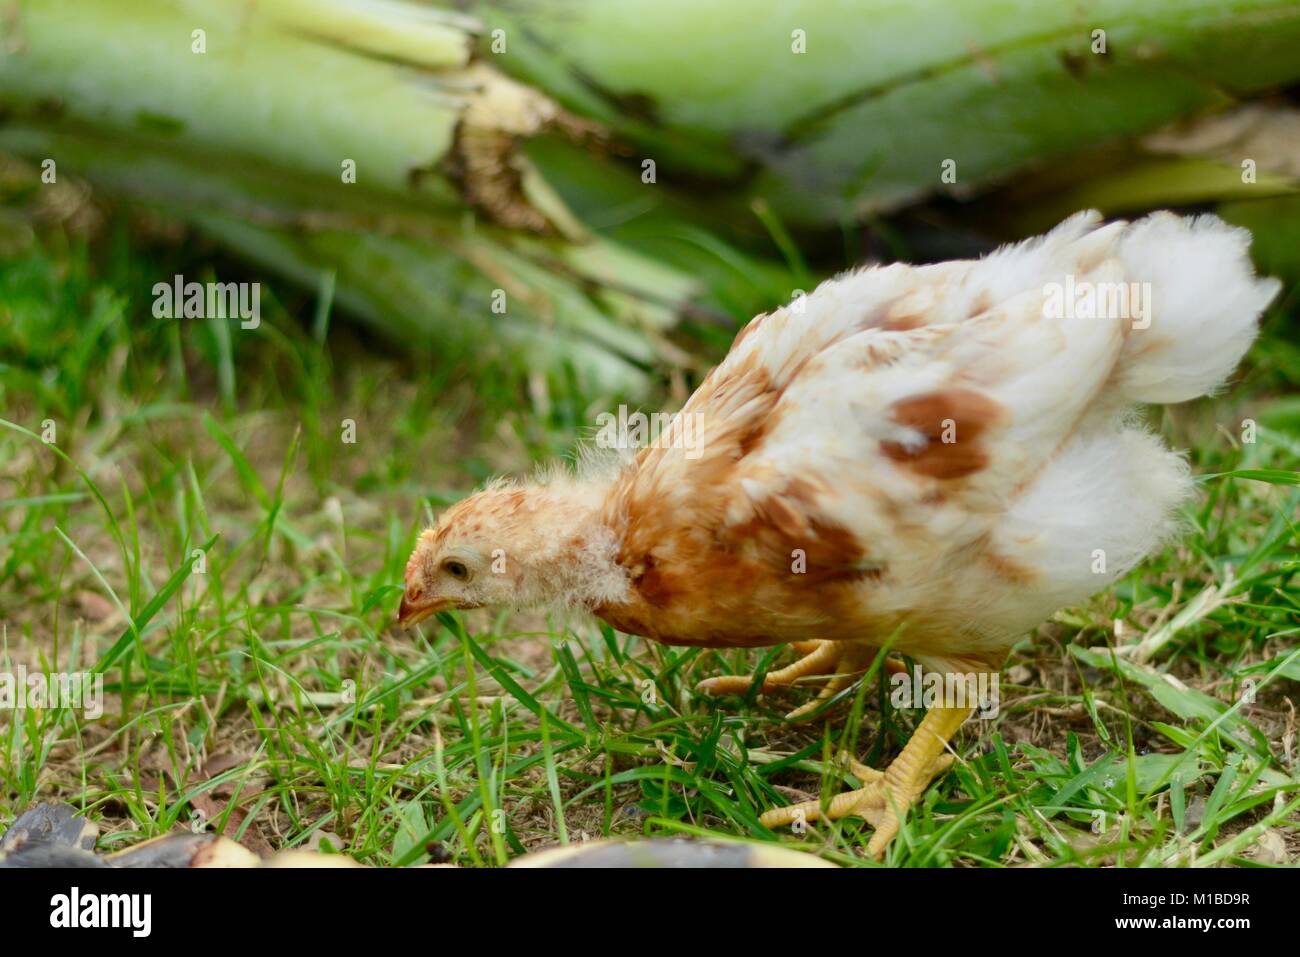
[189,753,274,857]
[1251,828,1289,865]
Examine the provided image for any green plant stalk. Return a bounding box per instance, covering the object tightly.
[477,0,1300,224]
[0,0,472,198]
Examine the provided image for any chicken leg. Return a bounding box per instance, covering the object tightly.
[759,703,971,858]
[696,641,897,720]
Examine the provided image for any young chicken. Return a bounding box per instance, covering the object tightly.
[399,211,1278,856]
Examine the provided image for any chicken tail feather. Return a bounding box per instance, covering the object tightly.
[1112,212,1280,405]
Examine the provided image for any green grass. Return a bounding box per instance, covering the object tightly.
[1,227,1298,868]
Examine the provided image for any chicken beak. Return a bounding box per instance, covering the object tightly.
[396,594,450,628]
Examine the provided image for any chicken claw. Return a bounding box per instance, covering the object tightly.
[759,704,971,859]
[695,641,901,721]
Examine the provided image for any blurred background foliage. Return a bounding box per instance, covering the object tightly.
[2,0,1300,399]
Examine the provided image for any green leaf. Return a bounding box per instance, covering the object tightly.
[96,535,219,673]
[1200,469,1300,486]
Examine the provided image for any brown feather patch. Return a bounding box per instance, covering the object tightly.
[881,388,1004,480]
[881,311,925,332]
[983,549,1036,585]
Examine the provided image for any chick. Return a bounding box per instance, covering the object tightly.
[400,211,1278,856]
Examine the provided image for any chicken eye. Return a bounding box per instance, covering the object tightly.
[443,560,470,581]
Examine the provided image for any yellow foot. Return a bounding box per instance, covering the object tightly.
[695,641,901,721]
[759,704,971,859]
